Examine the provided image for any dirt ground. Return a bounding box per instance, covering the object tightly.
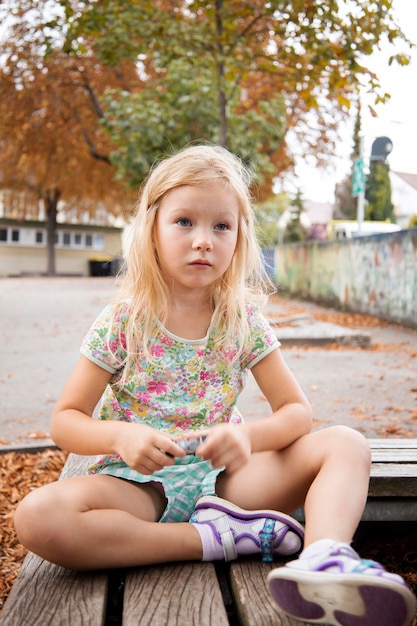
[1,277,417,448]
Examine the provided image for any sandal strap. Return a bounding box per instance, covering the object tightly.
[260,518,276,563]
[215,514,237,562]
[352,558,383,574]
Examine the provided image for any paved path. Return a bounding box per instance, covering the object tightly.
[1,277,417,451]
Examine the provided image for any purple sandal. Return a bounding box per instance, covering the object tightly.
[189,495,304,562]
[268,542,416,626]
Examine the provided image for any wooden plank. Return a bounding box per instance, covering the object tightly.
[361,498,417,521]
[371,463,417,479]
[229,559,307,626]
[368,439,417,449]
[123,562,229,626]
[369,465,417,497]
[0,554,108,626]
[371,449,417,462]
[0,453,108,626]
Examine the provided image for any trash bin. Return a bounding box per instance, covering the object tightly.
[110,257,123,276]
[89,259,112,276]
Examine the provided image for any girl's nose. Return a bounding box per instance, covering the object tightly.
[192,231,213,251]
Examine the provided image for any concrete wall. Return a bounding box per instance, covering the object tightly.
[275,228,417,327]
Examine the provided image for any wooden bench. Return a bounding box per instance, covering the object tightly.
[1,438,417,625]
[0,453,305,626]
[364,438,417,522]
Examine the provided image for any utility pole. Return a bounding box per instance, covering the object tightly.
[352,136,365,232]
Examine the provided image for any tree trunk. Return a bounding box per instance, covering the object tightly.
[44,189,61,276]
[215,0,228,148]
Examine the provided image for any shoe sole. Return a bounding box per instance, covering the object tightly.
[194,495,305,538]
[267,567,417,626]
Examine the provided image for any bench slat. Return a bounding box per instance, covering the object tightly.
[229,559,307,626]
[0,553,108,626]
[371,449,417,462]
[361,498,417,521]
[368,439,417,449]
[123,562,229,626]
[0,454,107,626]
[370,464,417,497]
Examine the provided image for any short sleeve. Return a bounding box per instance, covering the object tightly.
[80,303,129,374]
[240,305,280,370]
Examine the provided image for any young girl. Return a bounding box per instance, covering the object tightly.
[15,145,415,626]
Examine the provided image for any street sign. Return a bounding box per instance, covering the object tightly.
[371,136,393,161]
[352,157,365,197]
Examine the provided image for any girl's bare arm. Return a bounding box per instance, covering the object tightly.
[245,347,313,452]
[50,356,182,467]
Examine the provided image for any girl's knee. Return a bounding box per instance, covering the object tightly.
[14,485,60,552]
[323,425,371,466]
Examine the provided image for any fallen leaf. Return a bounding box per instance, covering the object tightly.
[24,431,51,440]
[0,449,67,609]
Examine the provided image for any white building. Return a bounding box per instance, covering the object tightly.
[277,200,334,241]
[390,171,417,228]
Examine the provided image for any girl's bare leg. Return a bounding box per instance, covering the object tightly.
[216,425,371,547]
[14,425,370,570]
[14,474,203,570]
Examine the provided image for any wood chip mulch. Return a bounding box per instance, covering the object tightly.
[0,448,68,610]
[1,449,417,621]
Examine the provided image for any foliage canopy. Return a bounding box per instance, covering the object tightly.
[0,0,412,273]
[60,0,412,190]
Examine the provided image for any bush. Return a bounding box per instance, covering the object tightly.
[408,214,417,229]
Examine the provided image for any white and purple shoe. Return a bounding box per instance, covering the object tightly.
[267,541,416,626]
[189,495,304,562]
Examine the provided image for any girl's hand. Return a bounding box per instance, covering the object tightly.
[114,423,185,475]
[195,425,251,474]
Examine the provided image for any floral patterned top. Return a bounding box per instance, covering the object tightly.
[81,302,279,474]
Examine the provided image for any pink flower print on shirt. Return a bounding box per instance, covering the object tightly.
[111,399,121,412]
[148,380,168,394]
[137,392,151,404]
[122,408,135,420]
[150,344,166,357]
[119,332,127,350]
[224,348,238,362]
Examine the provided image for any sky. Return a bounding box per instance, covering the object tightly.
[283,0,417,203]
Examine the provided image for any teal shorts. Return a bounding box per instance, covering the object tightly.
[94,455,223,523]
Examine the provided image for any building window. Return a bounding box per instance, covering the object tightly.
[93,234,104,249]
[0,224,112,251]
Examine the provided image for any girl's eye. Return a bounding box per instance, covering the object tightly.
[176,218,191,227]
[215,223,230,231]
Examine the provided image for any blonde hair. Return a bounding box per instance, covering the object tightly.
[115,144,273,370]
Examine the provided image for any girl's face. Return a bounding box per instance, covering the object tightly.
[153,183,239,296]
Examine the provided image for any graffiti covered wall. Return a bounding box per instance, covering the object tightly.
[275,228,417,327]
